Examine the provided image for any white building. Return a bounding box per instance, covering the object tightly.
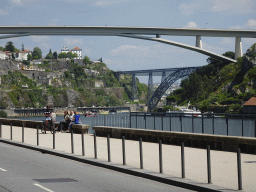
[0,51,7,60]
[15,50,32,61]
[71,47,82,59]
[61,46,69,54]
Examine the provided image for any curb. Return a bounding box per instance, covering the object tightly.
[0,138,235,192]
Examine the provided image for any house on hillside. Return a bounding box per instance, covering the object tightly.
[71,47,82,59]
[15,50,32,61]
[0,51,8,60]
[243,97,256,114]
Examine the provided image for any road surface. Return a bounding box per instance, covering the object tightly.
[0,143,194,192]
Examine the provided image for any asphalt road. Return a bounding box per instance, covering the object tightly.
[0,143,194,192]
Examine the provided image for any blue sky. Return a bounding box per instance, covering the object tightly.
[0,0,256,84]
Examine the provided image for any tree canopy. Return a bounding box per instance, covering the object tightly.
[5,41,18,52]
[32,47,42,59]
[83,56,92,64]
[58,52,67,59]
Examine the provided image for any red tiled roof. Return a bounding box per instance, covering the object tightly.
[243,97,256,106]
[73,46,81,50]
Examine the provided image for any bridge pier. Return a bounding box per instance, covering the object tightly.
[132,73,139,102]
[196,35,202,48]
[235,36,243,59]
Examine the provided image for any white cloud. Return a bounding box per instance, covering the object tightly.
[110,43,187,58]
[183,22,198,28]
[95,0,128,6]
[211,0,255,15]
[0,9,8,16]
[9,0,21,5]
[63,37,84,48]
[246,19,256,29]
[28,36,52,52]
[202,42,224,53]
[48,19,59,26]
[229,19,256,29]
[179,3,200,15]
[221,37,234,45]
[18,22,29,26]
[8,0,38,6]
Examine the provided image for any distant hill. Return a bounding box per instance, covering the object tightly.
[165,43,256,114]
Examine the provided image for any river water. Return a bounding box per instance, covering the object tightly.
[13,113,256,137]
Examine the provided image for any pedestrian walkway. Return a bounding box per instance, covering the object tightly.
[1,125,256,191]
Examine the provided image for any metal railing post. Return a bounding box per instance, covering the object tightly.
[0,123,2,138]
[53,125,55,149]
[192,113,194,133]
[181,142,185,178]
[81,132,85,156]
[207,145,212,184]
[22,124,24,143]
[139,138,143,169]
[237,149,242,190]
[71,130,74,153]
[202,114,204,133]
[159,140,163,173]
[122,136,126,165]
[10,123,12,140]
[107,134,111,162]
[94,133,97,158]
[37,126,39,146]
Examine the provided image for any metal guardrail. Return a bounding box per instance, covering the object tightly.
[130,112,256,137]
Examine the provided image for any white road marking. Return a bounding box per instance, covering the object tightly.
[33,183,54,192]
[0,168,7,171]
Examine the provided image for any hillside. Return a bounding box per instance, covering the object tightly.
[0,61,148,109]
[165,43,256,113]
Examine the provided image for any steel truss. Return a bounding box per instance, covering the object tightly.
[147,71,154,102]
[148,67,200,111]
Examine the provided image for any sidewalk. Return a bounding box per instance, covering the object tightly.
[1,125,256,191]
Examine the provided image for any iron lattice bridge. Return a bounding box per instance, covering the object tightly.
[114,66,201,111]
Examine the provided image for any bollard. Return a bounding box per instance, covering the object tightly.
[0,123,2,138]
[53,125,55,149]
[22,124,24,143]
[139,138,143,169]
[237,149,242,190]
[207,145,212,184]
[71,130,74,154]
[81,132,85,156]
[159,140,163,173]
[10,123,12,140]
[122,136,126,165]
[94,133,97,159]
[107,134,111,162]
[181,142,185,178]
[37,126,39,146]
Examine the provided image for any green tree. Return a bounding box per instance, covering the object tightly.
[5,41,15,52]
[53,51,58,59]
[58,52,67,59]
[32,47,42,59]
[83,56,91,64]
[0,110,7,118]
[27,54,33,61]
[46,53,53,59]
